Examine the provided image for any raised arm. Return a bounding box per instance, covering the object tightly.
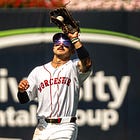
[68,32,92,73]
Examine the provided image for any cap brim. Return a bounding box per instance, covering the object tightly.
[53,33,71,42]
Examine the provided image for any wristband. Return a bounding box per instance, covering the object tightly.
[71,37,80,44]
[76,46,89,59]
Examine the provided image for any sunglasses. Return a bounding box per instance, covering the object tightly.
[54,38,72,48]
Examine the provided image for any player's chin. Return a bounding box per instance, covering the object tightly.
[56,51,68,55]
[57,53,70,59]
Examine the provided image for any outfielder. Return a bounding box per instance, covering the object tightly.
[17,8,92,140]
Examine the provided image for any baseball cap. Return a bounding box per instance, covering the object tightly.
[53,33,73,48]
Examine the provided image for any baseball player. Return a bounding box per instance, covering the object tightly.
[17,31,92,140]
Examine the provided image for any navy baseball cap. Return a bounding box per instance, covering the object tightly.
[53,33,73,48]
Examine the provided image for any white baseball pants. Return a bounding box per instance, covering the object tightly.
[32,122,78,140]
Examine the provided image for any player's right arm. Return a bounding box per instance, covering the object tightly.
[17,79,30,104]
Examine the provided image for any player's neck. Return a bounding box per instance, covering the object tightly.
[51,58,69,68]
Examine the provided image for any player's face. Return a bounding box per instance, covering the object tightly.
[53,38,74,58]
[53,44,73,58]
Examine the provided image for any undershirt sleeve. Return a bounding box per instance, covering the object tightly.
[17,91,29,104]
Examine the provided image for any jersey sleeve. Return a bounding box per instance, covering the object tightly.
[26,67,38,101]
[72,59,91,85]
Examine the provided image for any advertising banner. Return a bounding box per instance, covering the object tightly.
[0,10,140,140]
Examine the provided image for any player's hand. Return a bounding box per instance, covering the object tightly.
[18,79,29,93]
[68,31,79,40]
[68,32,82,49]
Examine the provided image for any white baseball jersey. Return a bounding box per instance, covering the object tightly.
[26,59,90,118]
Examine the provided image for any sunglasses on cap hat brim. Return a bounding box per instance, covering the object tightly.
[54,37,72,48]
[53,33,73,48]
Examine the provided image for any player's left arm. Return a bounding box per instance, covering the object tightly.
[68,32,92,73]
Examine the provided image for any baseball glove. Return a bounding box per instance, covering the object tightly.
[49,7,80,34]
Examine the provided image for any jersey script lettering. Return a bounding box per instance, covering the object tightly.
[38,77,71,92]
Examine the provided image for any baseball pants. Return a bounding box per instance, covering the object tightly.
[32,122,78,140]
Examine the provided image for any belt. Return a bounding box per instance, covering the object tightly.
[45,117,76,124]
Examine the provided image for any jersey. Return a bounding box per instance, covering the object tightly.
[26,59,91,119]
